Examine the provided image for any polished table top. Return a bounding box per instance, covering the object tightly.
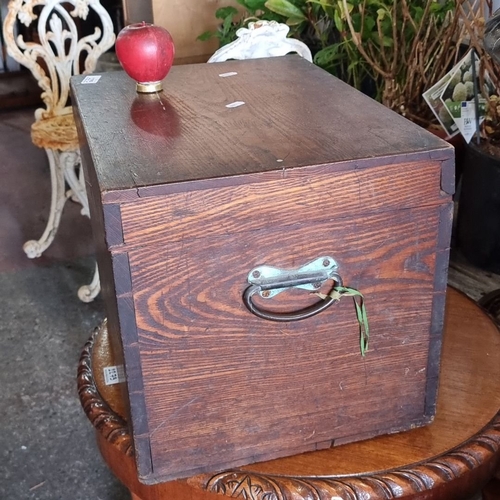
[78,287,500,499]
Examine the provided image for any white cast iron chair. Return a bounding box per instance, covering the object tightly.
[3,0,115,302]
[208,20,312,63]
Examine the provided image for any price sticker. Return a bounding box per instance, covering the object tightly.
[81,75,102,84]
[103,365,126,385]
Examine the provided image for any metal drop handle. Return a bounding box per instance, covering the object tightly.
[243,256,343,322]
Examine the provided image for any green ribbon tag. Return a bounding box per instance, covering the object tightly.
[316,286,369,356]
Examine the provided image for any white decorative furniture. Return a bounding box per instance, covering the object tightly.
[208,20,312,63]
[2,0,115,302]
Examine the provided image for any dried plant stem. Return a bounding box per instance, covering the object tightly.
[340,0,470,122]
[340,0,392,79]
[458,1,500,93]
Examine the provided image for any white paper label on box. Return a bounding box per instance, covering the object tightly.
[81,75,102,84]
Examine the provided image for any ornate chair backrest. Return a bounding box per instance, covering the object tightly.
[3,0,115,120]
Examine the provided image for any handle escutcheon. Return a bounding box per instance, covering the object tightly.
[243,256,343,322]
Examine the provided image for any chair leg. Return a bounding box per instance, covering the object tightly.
[78,262,101,303]
[63,151,101,302]
[23,148,101,302]
[23,148,68,258]
[62,150,89,217]
[69,162,85,203]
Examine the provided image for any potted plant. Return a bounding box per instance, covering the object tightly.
[197,0,375,94]
[454,2,500,273]
[199,0,471,126]
[333,0,468,126]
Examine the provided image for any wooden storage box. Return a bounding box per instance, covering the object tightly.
[71,56,454,485]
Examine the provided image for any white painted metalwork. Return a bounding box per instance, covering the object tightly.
[3,0,115,302]
[208,21,312,64]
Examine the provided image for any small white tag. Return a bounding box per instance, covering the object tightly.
[219,71,238,78]
[103,365,126,385]
[456,101,478,143]
[81,75,102,84]
[226,101,245,108]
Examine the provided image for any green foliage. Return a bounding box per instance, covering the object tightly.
[337,0,458,110]
[197,0,296,46]
[199,0,463,119]
[341,0,454,51]
[264,0,306,22]
[198,0,376,92]
[197,6,242,47]
[237,0,267,11]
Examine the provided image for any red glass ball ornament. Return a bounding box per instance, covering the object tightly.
[115,22,175,93]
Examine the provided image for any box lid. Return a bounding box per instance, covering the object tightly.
[71,56,451,197]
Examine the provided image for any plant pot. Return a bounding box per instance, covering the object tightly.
[427,125,466,188]
[456,141,500,273]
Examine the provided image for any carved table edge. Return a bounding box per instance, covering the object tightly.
[77,319,134,457]
[192,412,500,499]
[77,320,500,499]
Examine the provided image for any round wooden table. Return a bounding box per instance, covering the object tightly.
[77,288,500,499]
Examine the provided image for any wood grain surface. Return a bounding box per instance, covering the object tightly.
[125,201,448,481]
[70,57,452,197]
[71,56,455,483]
[79,288,500,500]
[115,160,445,249]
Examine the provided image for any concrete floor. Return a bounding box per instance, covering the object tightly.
[0,106,497,500]
[0,107,129,499]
